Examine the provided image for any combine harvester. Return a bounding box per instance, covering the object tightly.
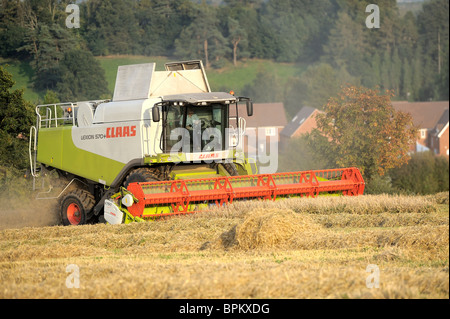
[29,60,364,225]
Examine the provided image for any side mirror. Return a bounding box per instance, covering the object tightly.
[152,106,160,122]
[246,100,253,117]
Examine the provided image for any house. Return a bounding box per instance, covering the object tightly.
[229,102,287,156]
[279,106,323,151]
[429,108,449,157]
[392,101,449,158]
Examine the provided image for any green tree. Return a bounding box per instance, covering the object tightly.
[223,0,273,60]
[380,50,392,90]
[362,0,399,55]
[391,48,402,95]
[174,4,228,69]
[369,53,382,89]
[240,69,282,103]
[81,0,141,55]
[134,0,195,56]
[301,0,340,60]
[0,0,28,58]
[411,45,423,101]
[227,17,249,66]
[401,57,412,100]
[437,48,449,100]
[259,0,309,62]
[396,11,419,62]
[56,49,110,101]
[284,62,358,118]
[19,23,79,91]
[419,52,436,100]
[0,66,35,170]
[323,0,421,97]
[286,63,340,113]
[257,0,338,62]
[310,85,417,181]
[390,151,449,194]
[417,0,449,79]
[300,63,340,110]
[435,155,450,192]
[416,0,449,100]
[43,90,60,105]
[322,11,367,75]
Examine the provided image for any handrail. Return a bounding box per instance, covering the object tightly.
[35,102,76,129]
[29,126,37,178]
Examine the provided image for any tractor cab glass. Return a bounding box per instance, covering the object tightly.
[162,103,228,153]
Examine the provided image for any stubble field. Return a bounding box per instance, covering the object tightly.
[0,192,448,299]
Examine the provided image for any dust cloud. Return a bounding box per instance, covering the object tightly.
[0,193,60,230]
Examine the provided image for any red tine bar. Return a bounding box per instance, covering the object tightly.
[126,167,365,217]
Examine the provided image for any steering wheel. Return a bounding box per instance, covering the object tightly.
[200,119,208,129]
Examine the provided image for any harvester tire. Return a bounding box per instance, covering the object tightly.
[60,189,95,226]
[222,163,239,176]
[123,167,160,188]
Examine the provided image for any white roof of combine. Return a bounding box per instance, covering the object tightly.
[93,98,158,124]
[94,61,232,124]
[162,92,237,104]
[112,61,211,102]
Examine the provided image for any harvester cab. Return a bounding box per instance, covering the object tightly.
[29,60,364,226]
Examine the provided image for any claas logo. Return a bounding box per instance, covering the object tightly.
[106,126,137,138]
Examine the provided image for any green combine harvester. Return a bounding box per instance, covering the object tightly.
[29,60,364,225]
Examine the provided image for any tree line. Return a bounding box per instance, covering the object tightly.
[0,0,449,194]
[0,0,448,107]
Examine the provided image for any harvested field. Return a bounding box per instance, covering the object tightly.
[0,192,448,299]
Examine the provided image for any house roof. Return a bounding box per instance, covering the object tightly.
[280,106,318,137]
[436,109,449,136]
[392,101,449,130]
[229,102,287,128]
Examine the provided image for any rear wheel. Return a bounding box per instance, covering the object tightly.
[60,189,95,226]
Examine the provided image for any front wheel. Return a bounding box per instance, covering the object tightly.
[60,189,95,226]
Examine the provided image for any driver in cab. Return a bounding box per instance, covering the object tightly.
[185,108,200,130]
